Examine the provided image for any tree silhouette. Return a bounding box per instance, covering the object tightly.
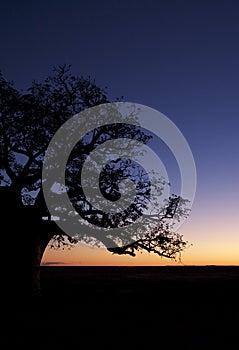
[0,64,190,296]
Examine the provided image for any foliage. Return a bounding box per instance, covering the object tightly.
[0,64,190,261]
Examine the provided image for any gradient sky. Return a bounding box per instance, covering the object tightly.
[1,0,239,265]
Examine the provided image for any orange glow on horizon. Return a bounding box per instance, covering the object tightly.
[41,236,239,267]
[41,197,239,267]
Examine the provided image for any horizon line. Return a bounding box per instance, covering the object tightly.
[40,264,239,267]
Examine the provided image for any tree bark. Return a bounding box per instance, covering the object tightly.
[1,189,51,298]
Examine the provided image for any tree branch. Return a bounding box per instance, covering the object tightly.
[0,126,17,182]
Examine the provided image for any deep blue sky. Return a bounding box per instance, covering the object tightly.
[1,0,239,264]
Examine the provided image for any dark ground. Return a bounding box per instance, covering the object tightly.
[4,266,239,348]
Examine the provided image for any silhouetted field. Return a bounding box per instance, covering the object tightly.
[6,266,239,348]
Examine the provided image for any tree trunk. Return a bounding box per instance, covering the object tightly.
[1,186,69,297]
[3,223,47,297]
[2,199,50,298]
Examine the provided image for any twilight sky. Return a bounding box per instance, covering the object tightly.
[1,0,239,265]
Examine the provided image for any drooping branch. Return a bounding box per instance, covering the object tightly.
[108,229,188,259]
[107,195,190,259]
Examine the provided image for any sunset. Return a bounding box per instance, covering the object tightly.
[1,0,239,346]
[1,0,239,267]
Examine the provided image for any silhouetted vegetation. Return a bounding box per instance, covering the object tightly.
[0,64,190,296]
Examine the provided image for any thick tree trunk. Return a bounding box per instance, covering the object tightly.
[3,220,48,298]
[1,190,51,298]
[1,186,69,297]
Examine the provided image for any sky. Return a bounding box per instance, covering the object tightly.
[1,0,239,266]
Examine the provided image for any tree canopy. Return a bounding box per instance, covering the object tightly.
[0,64,190,264]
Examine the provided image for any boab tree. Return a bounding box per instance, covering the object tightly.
[0,65,190,297]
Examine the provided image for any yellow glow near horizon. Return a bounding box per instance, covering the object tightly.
[41,190,239,267]
[41,231,239,266]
